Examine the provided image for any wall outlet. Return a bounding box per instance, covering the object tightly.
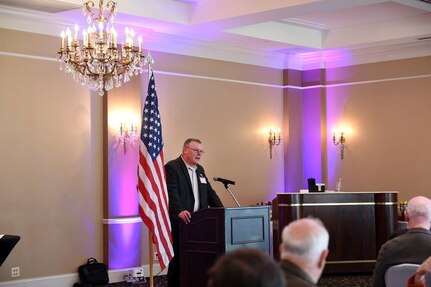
[132,267,144,278]
[11,267,20,277]
[154,252,159,261]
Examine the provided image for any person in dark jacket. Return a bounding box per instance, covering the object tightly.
[165,138,224,287]
[372,196,431,287]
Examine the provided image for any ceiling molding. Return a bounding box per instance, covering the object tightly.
[0,1,431,70]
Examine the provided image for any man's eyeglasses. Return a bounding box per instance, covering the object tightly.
[186,147,205,154]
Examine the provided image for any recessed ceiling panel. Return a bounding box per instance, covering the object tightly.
[226,21,324,49]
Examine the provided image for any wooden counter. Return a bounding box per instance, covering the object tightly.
[272,191,398,273]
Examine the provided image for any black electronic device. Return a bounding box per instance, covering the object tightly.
[0,235,20,266]
[307,178,318,192]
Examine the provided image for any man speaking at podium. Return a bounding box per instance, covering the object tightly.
[165,138,224,287]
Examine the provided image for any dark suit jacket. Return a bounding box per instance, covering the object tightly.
[372,228,431,287]
[165,156,223,220]
[280,259,316,287]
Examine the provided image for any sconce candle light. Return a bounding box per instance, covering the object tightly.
[119,122,139,152]
[268,129,282,159]
[332,131,346,160]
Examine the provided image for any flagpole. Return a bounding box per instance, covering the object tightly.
[149,231,154,287]
[145,50,155,287]
[138,51,173,287]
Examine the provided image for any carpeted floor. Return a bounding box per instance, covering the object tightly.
[318,273,373,287]
[106,273,373,287]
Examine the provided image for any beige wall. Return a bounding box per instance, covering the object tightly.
[325,58,431,199]
[0,28,284,281]
[283,57,431,199]
[0,29,104,280]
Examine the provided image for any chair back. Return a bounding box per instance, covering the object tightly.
[385,264,431,287]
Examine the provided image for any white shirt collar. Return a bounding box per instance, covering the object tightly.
[181,155,197,171]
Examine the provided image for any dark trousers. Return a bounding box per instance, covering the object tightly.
[167,254,179,287]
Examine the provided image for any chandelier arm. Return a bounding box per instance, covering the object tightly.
[105,63,119,77]
[83,1,95,20]
[84,0,117,23]
[75,62,92,77]
[105,1,117,22]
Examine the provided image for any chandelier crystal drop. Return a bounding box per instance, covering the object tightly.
[57,0,144,96]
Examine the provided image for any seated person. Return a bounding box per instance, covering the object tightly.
[279,217,329,287]
[372,196,431,287]
[388,227,408,239]
[207,248,285,287]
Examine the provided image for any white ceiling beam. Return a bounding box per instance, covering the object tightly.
[226,21,324,49]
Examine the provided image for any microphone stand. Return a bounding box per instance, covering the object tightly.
[223,183,241,207]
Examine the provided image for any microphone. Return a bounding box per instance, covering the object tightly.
[213,176,236,186]
[213,176,240,207]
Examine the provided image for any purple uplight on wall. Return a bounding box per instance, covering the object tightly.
[107,127,142,269]
[108,222,142,269]
[302,88,323,187]
[109,145,140,216]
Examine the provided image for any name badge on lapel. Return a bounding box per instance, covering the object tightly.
[199,174,207,184]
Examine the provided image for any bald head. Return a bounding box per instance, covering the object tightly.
[281,218,329,261]
[280,218,329,283]
[406,196,431,229]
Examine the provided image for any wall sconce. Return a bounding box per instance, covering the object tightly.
[268,129,282,159]
[332,131,346,160]
[119,122,139,152]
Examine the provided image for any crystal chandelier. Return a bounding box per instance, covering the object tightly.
[57,0,144,96]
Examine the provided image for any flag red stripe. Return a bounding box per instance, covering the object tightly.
[138,171,172,268]
[151,152,171,231]
[139,154,171,253]
[138,146,173,269]
[142,179,170,260]
[138,150,171,240]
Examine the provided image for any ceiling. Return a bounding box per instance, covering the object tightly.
[0,0,430,69]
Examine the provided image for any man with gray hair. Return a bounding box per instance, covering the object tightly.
[372,196,431,287]
[279,217,329,287]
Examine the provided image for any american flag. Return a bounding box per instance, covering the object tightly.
[138,69,173,270]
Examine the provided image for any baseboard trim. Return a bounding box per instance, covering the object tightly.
[0,264,167,287]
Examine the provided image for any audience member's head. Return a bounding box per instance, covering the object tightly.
[279,217,329,283]
[405,196,431,230]
[207,248,285,287]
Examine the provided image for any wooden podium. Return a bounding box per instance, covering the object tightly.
[179,206,271,287]
[272,191,398,273]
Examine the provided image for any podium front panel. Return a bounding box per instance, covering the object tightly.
[184,217,222,244]
[225,206,270,254]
